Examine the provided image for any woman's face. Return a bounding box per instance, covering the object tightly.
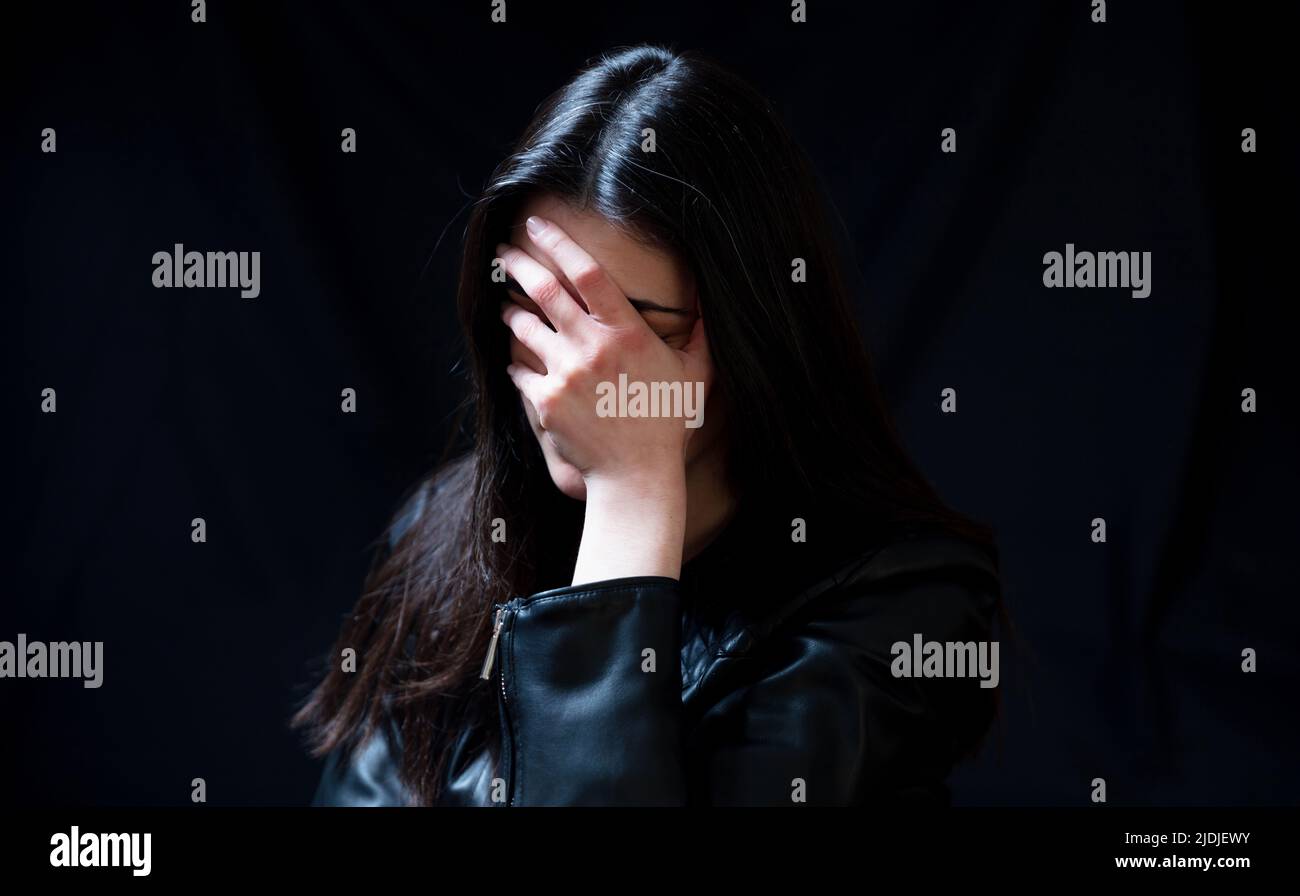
[502,192,720,500]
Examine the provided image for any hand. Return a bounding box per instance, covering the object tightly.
[497,216,711,493]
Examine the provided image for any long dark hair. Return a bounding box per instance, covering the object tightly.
[293,44,998,805]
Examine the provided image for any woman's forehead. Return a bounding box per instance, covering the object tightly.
[509,194,694,312]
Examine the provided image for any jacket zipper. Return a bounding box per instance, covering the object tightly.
[480,607,506,680]
[482,602,517,806]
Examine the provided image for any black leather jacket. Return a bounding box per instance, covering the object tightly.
[311,492,1001,807]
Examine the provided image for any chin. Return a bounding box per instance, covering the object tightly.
[548,461,587,501]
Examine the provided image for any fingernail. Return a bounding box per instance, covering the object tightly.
[525,216,545,238]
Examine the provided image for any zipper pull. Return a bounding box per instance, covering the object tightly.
[480,607,505,680]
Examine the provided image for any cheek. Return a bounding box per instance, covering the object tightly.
[508,334,546,374]
[513,383,585,497]
[515,384,539,429]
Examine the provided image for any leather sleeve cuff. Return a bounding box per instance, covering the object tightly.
[499,576,686,805]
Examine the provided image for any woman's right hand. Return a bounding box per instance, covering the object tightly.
[496,215,711,491]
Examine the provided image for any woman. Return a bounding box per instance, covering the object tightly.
[295,44,1002,806]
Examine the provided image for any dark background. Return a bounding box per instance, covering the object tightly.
[4,1,1296,806]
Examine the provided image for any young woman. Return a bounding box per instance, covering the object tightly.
[295,44,1002,806]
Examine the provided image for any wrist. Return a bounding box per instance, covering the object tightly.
[572,464,687,586]
[584,461,687,508]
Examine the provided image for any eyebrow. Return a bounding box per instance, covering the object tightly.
[504,277,689,316]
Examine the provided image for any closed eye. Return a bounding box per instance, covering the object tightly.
[627,298,690,317]
[504,279,687,342]
[504,276,688,317]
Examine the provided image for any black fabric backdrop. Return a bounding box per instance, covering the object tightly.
[4,1,1296,806]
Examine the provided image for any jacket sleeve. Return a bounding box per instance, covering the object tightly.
[495,547,999,806]
[311,717,415,807]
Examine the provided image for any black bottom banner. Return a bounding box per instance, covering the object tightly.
[1,807,1290,882]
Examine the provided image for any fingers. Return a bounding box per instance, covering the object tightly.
[507,325,547,375]
[501,301,561,365]
[505,362,546,407]
[495,243,585,334]
[522,216,630,324]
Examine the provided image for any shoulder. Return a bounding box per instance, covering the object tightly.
[695,528,1001,799]
[311,718,415,807]
[835,529,1001,631]
[795,531,1003,774]
[846,529,999,590]
[814,531,1002,747]
[386,480,431,554]
[754,528,1001,646]
[382,456,473,554]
